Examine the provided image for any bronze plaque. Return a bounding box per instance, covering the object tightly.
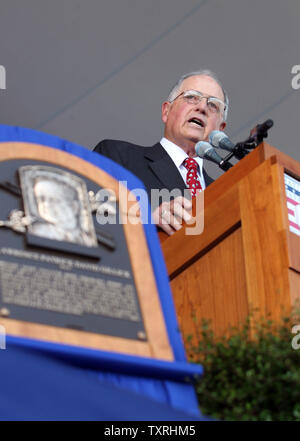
[0,159,146,342]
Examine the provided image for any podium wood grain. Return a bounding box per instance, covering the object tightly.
[161,143,300,345]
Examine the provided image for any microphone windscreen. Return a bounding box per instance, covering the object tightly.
[209,130,227,148]
[195,141,212,158]
[195,141,223,165]
[265,119,274,128]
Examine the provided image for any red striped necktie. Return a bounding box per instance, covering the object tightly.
[183,157,202,198]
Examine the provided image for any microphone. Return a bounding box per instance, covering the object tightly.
[249,119,274,144]
[209,130,235,152]
[195,141,233,171]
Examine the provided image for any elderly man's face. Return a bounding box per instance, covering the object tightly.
[161,75,226,153]
[34,180,78,229]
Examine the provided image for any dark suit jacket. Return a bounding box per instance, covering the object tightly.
[93,139,214,208]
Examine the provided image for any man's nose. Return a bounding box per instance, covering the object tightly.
[195,97,209,114]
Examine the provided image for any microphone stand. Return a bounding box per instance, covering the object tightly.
[218,158,233,171]
[221,119,274,166]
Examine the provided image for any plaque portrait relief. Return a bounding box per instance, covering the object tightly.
[19,166,98,247]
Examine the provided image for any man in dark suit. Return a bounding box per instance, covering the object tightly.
[94,70,228,235]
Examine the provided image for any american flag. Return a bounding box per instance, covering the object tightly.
[284,173,300,236]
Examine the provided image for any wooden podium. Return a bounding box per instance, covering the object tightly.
[160,143,300,342]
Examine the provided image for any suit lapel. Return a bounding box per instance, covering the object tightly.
[144,143,187,192]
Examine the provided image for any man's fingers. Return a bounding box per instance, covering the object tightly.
[152,207,176,235]
[152,196,193,236]
[161,208,182,230]
[159,220,177,236]
[172,201,192,223]
[173,196,192,211]
[161,208,179,225]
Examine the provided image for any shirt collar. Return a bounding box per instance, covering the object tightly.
[160,137,204,173]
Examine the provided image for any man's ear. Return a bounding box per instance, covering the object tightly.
[219,121,226,131]
[161,101,171,123]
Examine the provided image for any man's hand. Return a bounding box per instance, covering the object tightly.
[152,196,193,235]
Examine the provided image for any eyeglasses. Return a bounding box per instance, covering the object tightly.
[171,89,226,115]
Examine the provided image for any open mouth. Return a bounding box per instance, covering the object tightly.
[188,118,205,128]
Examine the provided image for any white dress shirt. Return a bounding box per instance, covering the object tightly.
[160,137,206,190]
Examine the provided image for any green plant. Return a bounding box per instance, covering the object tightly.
[188,314,300,421]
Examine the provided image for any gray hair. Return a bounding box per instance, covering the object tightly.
[167,69,229,121]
